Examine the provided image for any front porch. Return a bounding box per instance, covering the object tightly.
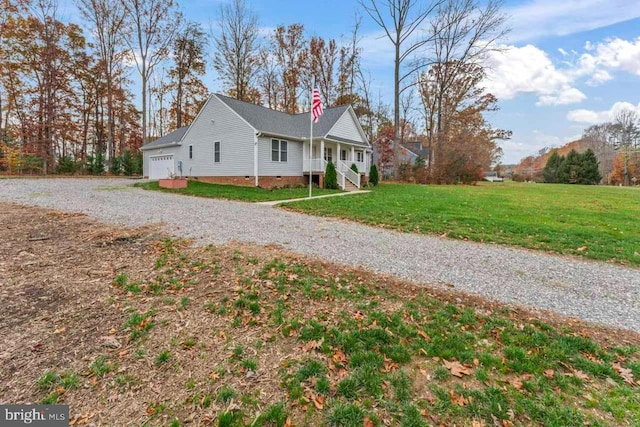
[302,140,370,190]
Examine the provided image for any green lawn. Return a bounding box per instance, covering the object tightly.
[136,180,342,202]
[284,182,640,266]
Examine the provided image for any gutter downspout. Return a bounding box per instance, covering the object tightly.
[254,132,261,187]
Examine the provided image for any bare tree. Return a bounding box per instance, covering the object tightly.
[582,123,617,183]
[121,0,182,145]
[77,0,126,163]
[212,0,260,102]
[257,47,281,110]
[359,0,444,177]
[612,109,640,186]
[170,21,208,128]
[421,0,508,174]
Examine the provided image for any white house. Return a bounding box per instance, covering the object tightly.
[140,94,372,189]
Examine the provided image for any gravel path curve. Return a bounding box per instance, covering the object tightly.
[2,178,639,333]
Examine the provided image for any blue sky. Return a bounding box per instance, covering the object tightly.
[58,0,640,164]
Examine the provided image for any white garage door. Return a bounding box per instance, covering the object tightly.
[149,154,174,179]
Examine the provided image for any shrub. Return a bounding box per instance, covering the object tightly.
[121,150,135,176]
[350,163,358,173]
[57,155,79,174]
[325,161,338,189]
[86,152,105,175]
[109,156,122,175]
[369,164,379,186]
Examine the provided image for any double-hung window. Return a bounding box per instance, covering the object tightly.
[214,141,220,163]
[324,147,333,163]
[189,145,193,160]
[271,139,288,162]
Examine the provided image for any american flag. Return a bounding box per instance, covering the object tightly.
[312,87,324,123]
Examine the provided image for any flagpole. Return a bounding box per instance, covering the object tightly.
[309,79,314,198]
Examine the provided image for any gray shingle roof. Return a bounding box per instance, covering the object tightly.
[140,126,189,151]
[216,94,369,147]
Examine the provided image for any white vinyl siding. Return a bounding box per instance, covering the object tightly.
[258,136,302,176]
[327,110,367,145]
[180,95,255,177]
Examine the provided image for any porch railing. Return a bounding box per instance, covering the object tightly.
[303,158,326,172]
[337,160,360,188]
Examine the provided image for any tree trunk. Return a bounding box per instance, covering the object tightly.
[142,63,147,145]
[393,40,400,180]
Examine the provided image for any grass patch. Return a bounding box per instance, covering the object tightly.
[136,180,342,202]
[284,182,640,266]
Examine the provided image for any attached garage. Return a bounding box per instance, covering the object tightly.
[149,154,175,179]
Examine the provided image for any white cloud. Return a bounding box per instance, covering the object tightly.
[537,88,587,106]
[484,45,585,106]
[578,37,640,78]
[566,101,640,124]
[506,0,640,43]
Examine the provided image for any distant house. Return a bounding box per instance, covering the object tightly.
[372,137,430,178]
[140,94,372,189]
[482,171,503,182]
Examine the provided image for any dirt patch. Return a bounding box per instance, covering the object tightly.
[0,202,638,426]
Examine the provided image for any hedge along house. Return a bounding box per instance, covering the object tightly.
[140,93,372,189]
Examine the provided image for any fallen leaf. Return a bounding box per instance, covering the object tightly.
[417,330,430,340]
[571,370,589,381]
[363,417,375,427]
[510,378,523,390]
[612,362,635,385]
[332,349,347,365]
[354,311,364,321]
[543,369,555,379]
[577,246,588,252]
[443,359,473,378]
[53,326,66,334]
[312,395,325,410]
[209,371,220,381]
[302,338,324,353]
[449,390,468,406]
[471,420,486,427]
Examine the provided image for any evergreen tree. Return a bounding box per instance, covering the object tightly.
[577,149,602,185]
[543,151,563,183]
[325,161,338,189]
[558,149,581,184]
[369,164,379,186]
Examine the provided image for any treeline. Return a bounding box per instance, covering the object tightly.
[516,108,640,185]
[2,0,511,184]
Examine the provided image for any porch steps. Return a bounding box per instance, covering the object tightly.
[344,180,360,192]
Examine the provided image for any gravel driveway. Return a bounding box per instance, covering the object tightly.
[2,178,639,333]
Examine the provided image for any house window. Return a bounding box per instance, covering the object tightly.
[356,151,364,162]
[340,149,347,161]
[324,147,333,163]
[189,145,193,160]
[271,139,287,162]
[214,141,220,163]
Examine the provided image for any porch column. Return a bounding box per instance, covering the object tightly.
[320,139,325,164]
[337,142,341,167]
[351,146,355,163]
